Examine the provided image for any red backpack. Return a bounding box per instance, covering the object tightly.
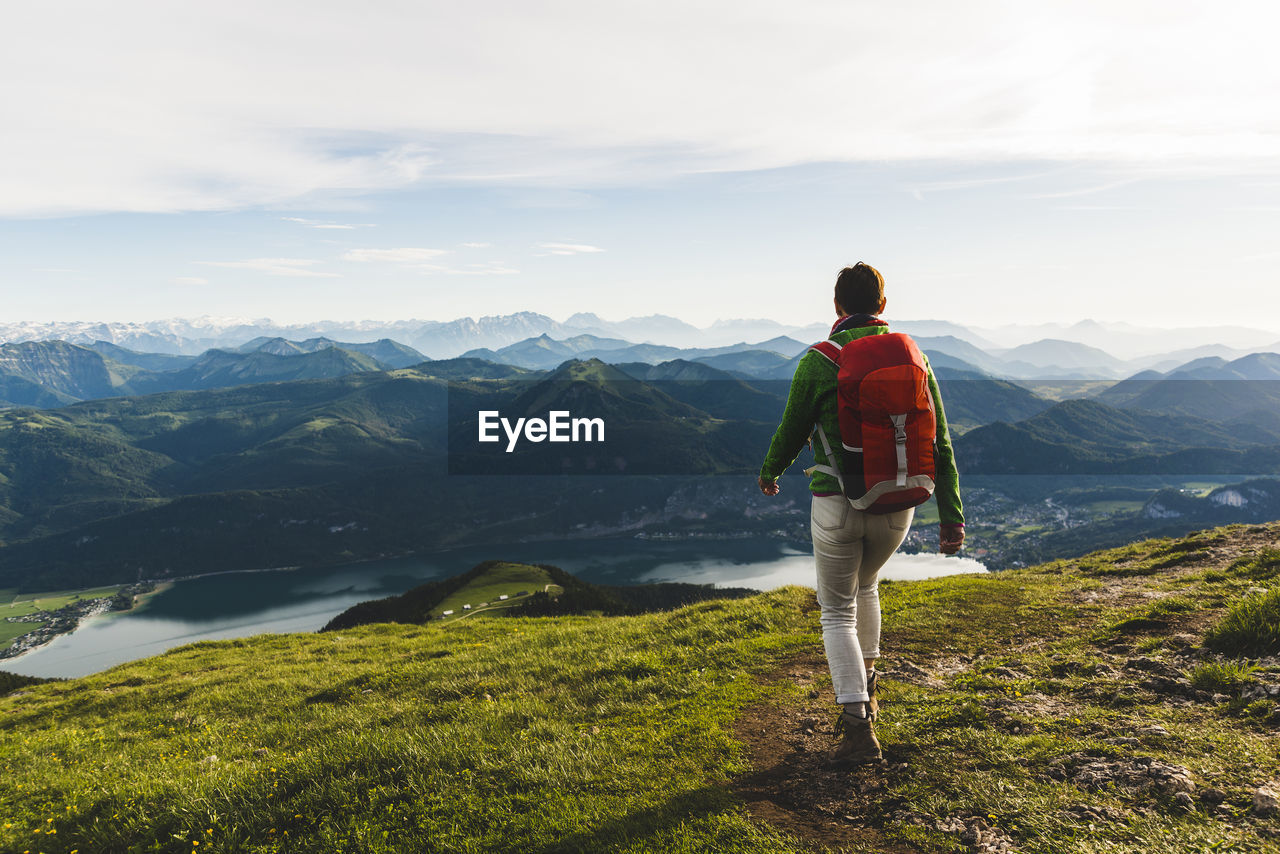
[807,332,937,514]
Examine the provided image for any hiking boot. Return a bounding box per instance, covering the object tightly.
[866,669,879,719]
[831,703,882,767]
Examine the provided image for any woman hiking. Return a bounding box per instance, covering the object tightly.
[757,262,965,766]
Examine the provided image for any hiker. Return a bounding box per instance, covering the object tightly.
[757,262,964,766]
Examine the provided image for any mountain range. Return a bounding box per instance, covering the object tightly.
[3,313,1277,363]
[1096,353,1280,421]
[0,338,428,407]
[1,344,1279,590]
[460,333,808,373]
[3,312,1280,592]
[953,399,1280,475]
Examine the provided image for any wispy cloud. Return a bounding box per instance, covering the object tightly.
[342,247,450,263]
[1028,179,1139,200]
[282,217,376,230]
[1237,249,1280,263]
[171,276,209,286]
[1052,205,1149,211]
[340,246,508,274]
[198,258,339,278]
[448,263,518,276]
[412,262,520,275]
[535,242,605,256]
[8,3,1277,216]
[905,170,1059,200]
[461,242,491,248]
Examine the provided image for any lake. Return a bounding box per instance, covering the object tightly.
[4,538,986,678]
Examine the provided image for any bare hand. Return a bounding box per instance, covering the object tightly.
[940,525,965,554]
[758,476,780,496]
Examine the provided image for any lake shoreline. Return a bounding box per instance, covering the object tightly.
[129,532,822,588]
[2,538,985,679]
[0,536,810,668]
[1,582,160,664]
[140,566,303,585]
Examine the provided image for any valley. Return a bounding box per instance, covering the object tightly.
[0,313,1276,600]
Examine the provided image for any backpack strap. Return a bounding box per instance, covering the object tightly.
[890,413,909,486]
[808,340,842,366]
[804,341,846,491]
[804,423,846,495]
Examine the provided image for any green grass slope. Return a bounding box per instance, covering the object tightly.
[6,524,1280,852]
[431,561,553,617]
[320,560,551,630]
[2,587,814,854]
[324,561,759,631]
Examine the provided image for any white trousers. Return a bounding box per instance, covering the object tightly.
[810,494,913,704]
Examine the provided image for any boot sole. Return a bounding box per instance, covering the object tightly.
[827,750,883,768]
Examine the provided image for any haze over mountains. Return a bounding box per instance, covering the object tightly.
[2,311,1280,589]
[4,310,1280,415]
[4,312,1280,463]
[4,312,1280,450]
[2,313,1278,365]
[0,339,425,408]
[0,336,1277,587]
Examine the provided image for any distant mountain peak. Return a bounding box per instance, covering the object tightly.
[545,357,630,382]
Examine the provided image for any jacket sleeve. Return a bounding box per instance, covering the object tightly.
[925,355,965,526]
[759,352,823,481]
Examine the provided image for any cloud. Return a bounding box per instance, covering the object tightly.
[411,261,519,275]
[905,170,1062,199]
[4,1,1279,216]
[1028,179,1139,199]
[342,247,450,263]
[172,276,209,286]
[536,243,605,256]
[1237,249,1280,263]
[282,217,375,229]
[460,242,491,248]
[198,258,339,278]
[448,263,518,276]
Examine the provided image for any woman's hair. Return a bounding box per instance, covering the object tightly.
[834,262,885,315]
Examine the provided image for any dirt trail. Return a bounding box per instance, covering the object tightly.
[733,649,919,853]
[730,523,1280,852]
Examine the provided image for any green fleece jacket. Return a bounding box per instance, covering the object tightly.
[759,321,964,526]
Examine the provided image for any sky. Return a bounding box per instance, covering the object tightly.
[3,0,1279,330]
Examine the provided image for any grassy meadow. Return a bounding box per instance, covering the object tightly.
[432,562,556,621]
[3,524,1280,852]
